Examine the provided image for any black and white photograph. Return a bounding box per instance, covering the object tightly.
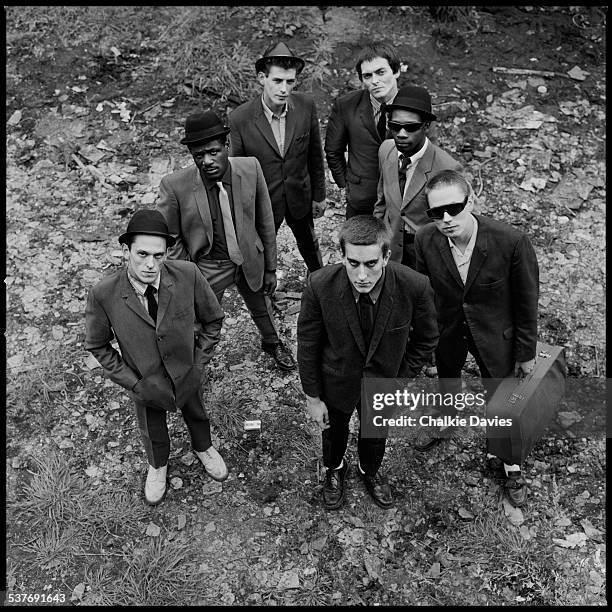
[5,5,606,606]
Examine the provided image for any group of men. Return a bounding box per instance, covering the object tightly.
[85,41,539,511]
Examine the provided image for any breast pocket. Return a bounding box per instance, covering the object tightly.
[475,278,504,289]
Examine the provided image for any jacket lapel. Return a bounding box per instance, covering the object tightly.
[192,166,214,245]
[437,231,464,289]
[120,272,154,326]
[253,99,282,157]
[229,159,244,242]
[384,143,403,205]
[156,265,173,327]
[358,92,380,142]
[365,271,394,363]
[282,98,297,156]
[463,216,487,295]
[401,143,435,210]
[340,275,367,356]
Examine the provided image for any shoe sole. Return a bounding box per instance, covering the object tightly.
[145,485,167,506]
[414,438,442,452]
[206,470,229,482]
[323,490,345,510]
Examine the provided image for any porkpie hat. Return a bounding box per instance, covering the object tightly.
[118,209,176,247]
[179,110,230,146]
[384,85,437,121]
[255,41,305,75]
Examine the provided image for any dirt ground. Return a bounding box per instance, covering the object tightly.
[5,6,606,606]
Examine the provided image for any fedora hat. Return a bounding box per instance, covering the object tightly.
[118,209,176,247]
[179,110,230,145]
[385,86,437,121]
[255,41,305,74]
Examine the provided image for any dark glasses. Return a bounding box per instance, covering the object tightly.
[387,120,425,133]
[426,195,469,220]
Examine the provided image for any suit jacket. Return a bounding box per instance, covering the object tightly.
[414,214,539,378]
[85,260,225,410]
[229,92,326,226]
[373,139,462,262]
[297,261,439,413]
[324,89,385,213]
[158,157,277,292]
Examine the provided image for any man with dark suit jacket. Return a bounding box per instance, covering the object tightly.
[373,85,462,269]
[229,42,326,274]
[297,216,439,510]
[158,110,295,372]
[325,43,401,218]
[414,170,539,507]
[85,210,228,506]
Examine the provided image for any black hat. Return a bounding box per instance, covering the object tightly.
[255,41,305,75]
[385,86,437,121]
[118,209,176,247]
[179,110,230,145]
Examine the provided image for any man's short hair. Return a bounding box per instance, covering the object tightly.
[258,57,302,76]
[355,43,401,80]
[425,169,472,200]
[339,215,391,257]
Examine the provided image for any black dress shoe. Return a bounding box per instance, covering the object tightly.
[261,341,296,371]
[322,462,348,510]
[504,471,527,507]
[359,469,393,509]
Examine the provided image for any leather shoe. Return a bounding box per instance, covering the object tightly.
[196,446,228,482]
[144,464,167,506]
[359,467,393,509]
[262,341,296,371]
[322,461,348,510]
[504,471,527,507]
[414,427,443,452]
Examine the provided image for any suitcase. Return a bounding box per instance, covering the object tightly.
[485,341,566,465]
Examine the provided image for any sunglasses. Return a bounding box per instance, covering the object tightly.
[426,195,469,220]
[388,121,426,133]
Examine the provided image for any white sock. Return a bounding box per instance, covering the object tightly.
[330,458,344,471]
[504,463,521,476]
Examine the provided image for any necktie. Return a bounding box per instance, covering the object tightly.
[377,103,387,140]
[358,292,374,345]
[216,182,244,265]
[398,154,412,197]
[144,285,158,323]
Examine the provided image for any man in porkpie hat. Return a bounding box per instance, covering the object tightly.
[325,43,402,218]
[228,41,326,278]
[158,110,296,371]
[85,210,228,506]
[373,85,462,270]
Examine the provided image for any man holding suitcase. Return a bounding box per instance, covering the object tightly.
[414,170,539,507]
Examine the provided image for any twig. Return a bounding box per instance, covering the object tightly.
[562,204,576,217]
[593,346,600,377]
[71,153,87,171]
[492,66,570,79]
[474,156,496,198]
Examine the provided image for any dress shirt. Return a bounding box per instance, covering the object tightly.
[261,96,288,156]
[127,269,160,317]
[448,215,478,284]
[399,137,430,233]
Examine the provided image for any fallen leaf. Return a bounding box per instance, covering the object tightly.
[145,522,161,537]
[8,110,22,126]
[555,516,572,528]
[277,570,300,590]
[170,477,183,490]
[581,518,604,541]
[519,525,531,540]
[84,354,101,370]
[502,499,525,526]
[202,480,223,495]
[428,562,441,579]
[177,514,187,530]
[85,465,101,478]
[553,532,587,548]
[70,582,86,602]
[458,507,474,520]
[567,65,590,81]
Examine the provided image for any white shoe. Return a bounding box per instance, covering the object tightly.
[144,464,167,505]
[195,446,228,482]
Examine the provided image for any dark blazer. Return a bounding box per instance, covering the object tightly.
[85,260,225,410]
[373,139,462,262]
[414,214,539,378]
[297,261,439,413]
[324,89,384,213]
[158,157,277,292]
[229,92,326,226]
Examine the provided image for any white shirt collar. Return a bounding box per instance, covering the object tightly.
[397,137,430,165]
[448,214,478,254]
[127,269,161,296]
[261,95,288,119]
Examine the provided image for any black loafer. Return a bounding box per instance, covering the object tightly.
[262,341,296,371]
[360,469,393,509]
[414,428,443,452]
[322,462,348,510]
[504,471,527,507]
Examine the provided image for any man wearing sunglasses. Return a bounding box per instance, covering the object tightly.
[373,85,461,270]
[414,169,539,508]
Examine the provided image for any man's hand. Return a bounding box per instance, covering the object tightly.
[312,199,327,219]
[132,376,175,410]
[306,395,329,430]
[263,270,277,296]
[515,358,536,377]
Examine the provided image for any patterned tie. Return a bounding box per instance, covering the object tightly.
[216,182,244,265]
[377,103,387,140]
[144,285,158,323]
[398,154,412,197]
[359,292,374,345]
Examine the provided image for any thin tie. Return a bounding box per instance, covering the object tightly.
[398,154,411,197]
[358,292,374,345]
[376,103,387,140]
[216,182,244,265]
[144,285,158,323]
